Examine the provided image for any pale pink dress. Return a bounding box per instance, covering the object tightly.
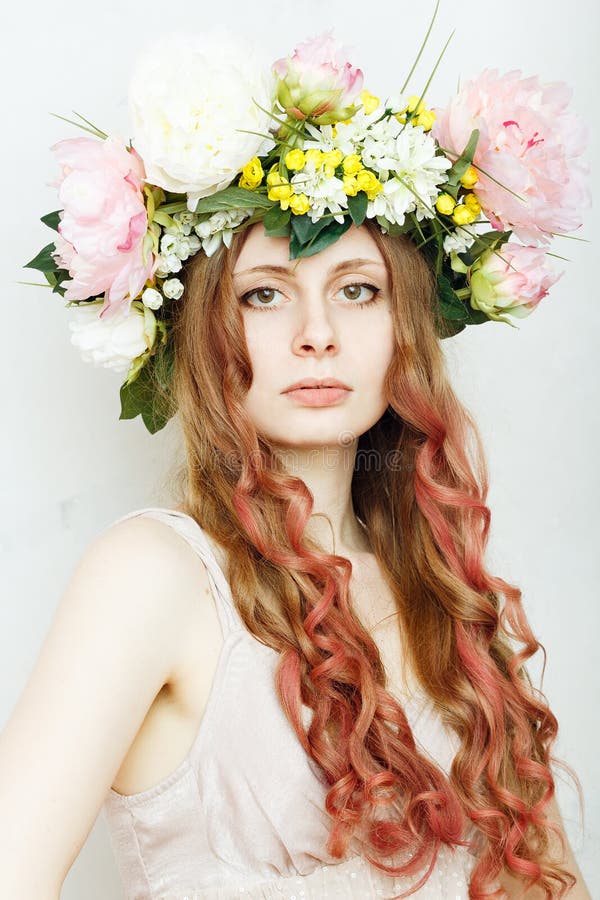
[101,507,497,899]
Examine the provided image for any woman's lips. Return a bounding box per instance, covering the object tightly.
[283,386,351,406]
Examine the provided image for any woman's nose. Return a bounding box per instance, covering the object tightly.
[291,298,340,357]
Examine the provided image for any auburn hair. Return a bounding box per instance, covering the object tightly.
[167,218,581,898]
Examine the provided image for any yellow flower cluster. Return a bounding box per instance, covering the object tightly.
[263,148,383,214]
[395,95,436,132]
[435,191,481,225]
[266,166,307,214]
[434,166,481,224]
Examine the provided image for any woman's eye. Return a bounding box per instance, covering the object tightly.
[339,283,380,304]
[241,287,283,310]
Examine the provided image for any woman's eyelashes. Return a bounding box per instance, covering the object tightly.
[239,282,382,312]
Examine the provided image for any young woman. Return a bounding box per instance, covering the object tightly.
[1,18,592,900]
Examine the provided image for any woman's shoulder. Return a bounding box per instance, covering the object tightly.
[96,505,202,561]
[85,506,214,625]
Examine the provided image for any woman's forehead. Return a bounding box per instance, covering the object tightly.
[232,222,386,276]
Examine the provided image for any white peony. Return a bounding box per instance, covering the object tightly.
[129,29,277,210]
[68,300,155,373]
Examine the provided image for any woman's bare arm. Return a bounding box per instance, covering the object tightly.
[0,515,210,896]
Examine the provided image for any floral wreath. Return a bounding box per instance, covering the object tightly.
[24,3,590,434]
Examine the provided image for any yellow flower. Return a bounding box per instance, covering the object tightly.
[305,149,324,168]
[395,94,436,129]
[285,149,306,171]
[343,175,359,196]
[268,183,293,208]
[414,109,436,132]
[323,149,343,169]
[460,165,479,189]
[359,89,380,114]
[238,157,264,190]
[289,193,310,215]
[356,170,383,200]
[266,169,289,187]
[407,94,426,115]
[322,149,343,178]
[342,153,362,175]
[464,193,481,215]
[435,193,457,216]
[452,204,478,226]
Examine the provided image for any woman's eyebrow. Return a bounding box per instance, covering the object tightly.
[233,257,386,278]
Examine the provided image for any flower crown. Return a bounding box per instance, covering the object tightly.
[25,9,590,434]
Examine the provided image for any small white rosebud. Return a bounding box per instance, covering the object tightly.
[141,287,164,310]
[194,220,212,239]
[163,277,184,300]
[164,253,183,273]
[175,236,193,260]
[160,233,178,254]
[187,234,201,253]
[155,255,170,277]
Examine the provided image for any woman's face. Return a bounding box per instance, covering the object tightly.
[232,222,395,449]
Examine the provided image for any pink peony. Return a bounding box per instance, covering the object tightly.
[273,30,363,125]
[468,243,563,323]
[51,136,154,319]
[432,69,591,246]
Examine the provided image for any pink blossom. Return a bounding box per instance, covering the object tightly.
[469,243,563,322]
[273,30,363,125]
[51,136,154,319]
[432,69,591,246]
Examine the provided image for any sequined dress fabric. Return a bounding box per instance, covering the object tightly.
[101,508,494,899]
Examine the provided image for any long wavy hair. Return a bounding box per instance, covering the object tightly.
[167,218,581,898]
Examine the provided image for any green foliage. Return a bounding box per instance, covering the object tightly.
[347,192,368,227]
[119,336,176,434]
[24,243,57,273]
[289,215,352,259]
[40,210,62,231]
[263,204,291,236]
[437,272,488,327]
[459,229,512,267]
[193,185,272,215]
[442,128,480,200]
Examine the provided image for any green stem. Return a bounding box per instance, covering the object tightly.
[400,0,441,95]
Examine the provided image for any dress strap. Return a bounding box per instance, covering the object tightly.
[104,506,243,638]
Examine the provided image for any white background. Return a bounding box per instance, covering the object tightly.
[1,0,598,896]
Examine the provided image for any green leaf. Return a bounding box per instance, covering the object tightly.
[43,268,69,296]
[289,217,352,260]
[290,213,330,246]
[40,210,62,232]
[119,338,176,434]
[347,193,368,227]
[24,243,58,273]
[193,185,272,214]
[460,229,512,266]
[437,319,466,339]
[445,128,480,186]
[437,274,489,325]
[263,204,291,236]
